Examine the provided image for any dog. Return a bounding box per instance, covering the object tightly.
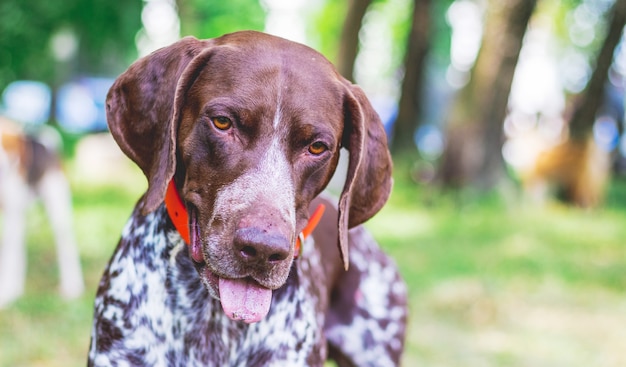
[0,116,83,308]
[503,112,612,208]
[521,137,611,207]
[88,31,407,366]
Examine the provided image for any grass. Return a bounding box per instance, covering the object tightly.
[371,163,626,366]
[1,156,626,366]
[0,159,144,367]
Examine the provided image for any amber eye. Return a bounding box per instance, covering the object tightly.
[211,116,232,130]
[308,141,328,155]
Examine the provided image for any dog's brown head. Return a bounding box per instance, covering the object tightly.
[106,31,392,322]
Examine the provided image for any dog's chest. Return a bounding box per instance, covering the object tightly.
[89,207,325,366]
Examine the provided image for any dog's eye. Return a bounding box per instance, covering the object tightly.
[308,141,328,155]
[211,116,232,130]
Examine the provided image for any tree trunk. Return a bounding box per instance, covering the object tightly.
[438,0,537,189]
[569,0,626,142]
[336,0,372,81]
[390,0,431,155]
[535,0,626,207]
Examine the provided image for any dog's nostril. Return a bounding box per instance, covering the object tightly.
[268,253,286,263]
[240,246,257,258]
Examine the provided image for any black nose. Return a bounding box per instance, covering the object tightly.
[234,228,291,264]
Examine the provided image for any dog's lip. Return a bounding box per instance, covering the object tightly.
[201,266,220,297]
[188,207,218,297]
[189,207,204,263]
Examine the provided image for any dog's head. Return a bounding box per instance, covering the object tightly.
[106,31,392,322]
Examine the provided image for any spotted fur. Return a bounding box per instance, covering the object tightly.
[89,201,406,366]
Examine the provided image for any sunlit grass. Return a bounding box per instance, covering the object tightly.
[368,164,626,366]
[0,161,144,367]
[1,156,625,366]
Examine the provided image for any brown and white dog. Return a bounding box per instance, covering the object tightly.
[0,116,83,308]
[89,31,407,366]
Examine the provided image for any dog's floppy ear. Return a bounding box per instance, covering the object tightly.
[106,36,215,215]
[338,84,393,270]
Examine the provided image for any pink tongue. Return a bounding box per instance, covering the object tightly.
[218,277,272,323]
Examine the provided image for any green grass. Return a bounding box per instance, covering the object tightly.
[1,158,626,366]
[0,161,144,367]
[369,165,626,366]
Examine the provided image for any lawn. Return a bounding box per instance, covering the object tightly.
[0,156,625,367]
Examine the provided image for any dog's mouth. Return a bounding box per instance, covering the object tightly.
[189,209,272,324]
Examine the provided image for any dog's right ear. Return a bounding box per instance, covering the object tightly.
[106,37,215,215]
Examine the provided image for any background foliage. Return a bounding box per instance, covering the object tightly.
[0,0,142,89]
[177,0,265,39]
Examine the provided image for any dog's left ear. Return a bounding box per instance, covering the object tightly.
[338,84,393,270]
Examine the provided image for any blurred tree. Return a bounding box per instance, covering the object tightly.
[438,0,537,189]
[568,0,626,142]
[0,0,142,91]
[69,0,143,75]
[390,0,431,155]
[531,0,626,207]
[336,0,373,81]
[176,0,265,39]
[312,0,348,63]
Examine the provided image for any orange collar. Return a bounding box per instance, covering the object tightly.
[164,180,325,257]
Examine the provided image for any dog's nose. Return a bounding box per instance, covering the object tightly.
[234,228,291,264]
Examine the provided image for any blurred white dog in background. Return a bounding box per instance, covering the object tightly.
[0,116,83,308]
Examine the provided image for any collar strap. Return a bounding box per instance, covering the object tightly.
[165,180,191,244]
[295,202,325,258]
[165,180,325,258]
